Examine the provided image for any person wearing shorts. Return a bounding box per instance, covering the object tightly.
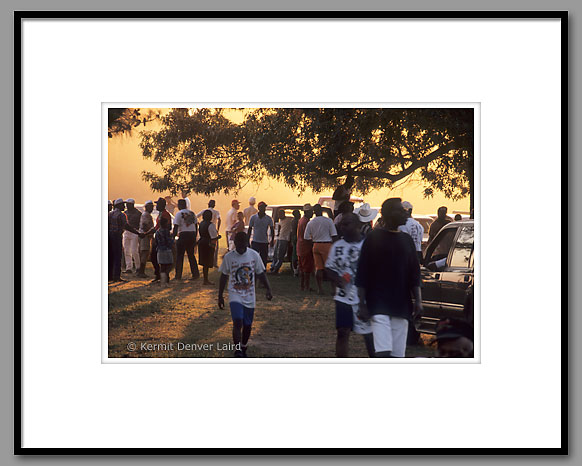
[304,203,338,295]
[296,204,315,291]
[355,198,423,358]
[325,213,374,358]
[218,232,273,357]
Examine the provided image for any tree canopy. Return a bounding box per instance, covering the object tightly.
[138,107,474,206]
[108,108,160,138]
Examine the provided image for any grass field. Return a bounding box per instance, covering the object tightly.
[108,248,436,358]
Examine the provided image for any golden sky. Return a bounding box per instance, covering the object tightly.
[107,108,470,218]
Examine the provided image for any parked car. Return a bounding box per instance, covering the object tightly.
[415,219,474,334]
[263,204,334,263]
[318,195,364,211]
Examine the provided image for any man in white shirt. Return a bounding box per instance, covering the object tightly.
[218,232,273,357]
[243,197,258,225]
[172,199,199,280]
[398,201,424,262]
[197,199,221,267]
[270,210,294,274]
[225,199,241,251]
[304,203,338,294]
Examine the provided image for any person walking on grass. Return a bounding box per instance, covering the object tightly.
[270,209,293,274]
[197,199,221,267]
[225,199,241,251]
[304,203,338,295]
[218,232,273,357]
[136,200,156,278]
[198,209,220,285]
[355,198,423,358]
[108,198,143,282]
[290,209,301,277]
[122,198,142,274]
[247,201,274,267]
[150,197,172,283]
[155,216,174,286]
[172,199,200,281]
[297,204,315,291]
[325,213,374,358]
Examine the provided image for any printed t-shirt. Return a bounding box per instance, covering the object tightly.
[219,248,266,308]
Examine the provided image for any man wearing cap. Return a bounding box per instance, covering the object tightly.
[398,201,424,262]
[435,318,474,358]
[136,200,156,278]
[355,198,423,358]
[243,197,258,225]
[297,204,315,291]
[304,204,338,295]
[247,202,274,267]
[225,199,241,251]
[197,200,221,267]
[122,199,142,274]
[172,199,199,280]
[150,197,173,283]
[108,198,143,282]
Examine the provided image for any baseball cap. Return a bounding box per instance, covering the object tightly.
[144,200,154,206]
[125,198,135,204]
[113,198,124,206]
[258,201,267,208]
[249,197,256,204]
[402,201,413,210]
[232,199,240,206]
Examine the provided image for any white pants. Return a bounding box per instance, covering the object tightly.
[123,231,140,271]
[371,314,409,357]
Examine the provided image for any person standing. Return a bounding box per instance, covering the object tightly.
[304,204,338,295]
[108,200,113,213]
[172,199,199,280]
[232,211,246,234]
[428,206,453,244]
[332,174,354,217]
[270,209,293,274]
[398,201,424,262]
[290,209,301,277]
[197,200,221,267]
[198,209,219,285]
[108,198,142,282]
[354,203,377,238]
[218,232,273,357]
[297,204,315,291]
[136,200,156,278]
[225,199,241,251]
[355,198,423,358]
[333,201,354,238]
[247,201,274,267]
[155,217,174,286]
[243,197,258,225]
[122,198,142,273]
[325,213,374,358]
[150,197,173,283]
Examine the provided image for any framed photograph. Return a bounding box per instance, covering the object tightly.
[17,11,566,453]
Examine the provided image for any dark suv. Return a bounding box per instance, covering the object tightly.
[416,219,474,334]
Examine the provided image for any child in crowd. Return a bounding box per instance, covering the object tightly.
[154,216,174,286]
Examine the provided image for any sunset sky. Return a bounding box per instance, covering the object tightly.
[107,108,471,219]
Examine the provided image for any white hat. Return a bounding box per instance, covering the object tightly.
[125,198,135,204]
[114,198,124,206]
[402,201,413,211]
[145,200,154,206]
[249,197,256,204]
[355,203,378,223]
[303,203,312,211]
[108,200,112,205]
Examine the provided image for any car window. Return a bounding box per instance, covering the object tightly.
[425,227,457,264]
[449,226,474,268]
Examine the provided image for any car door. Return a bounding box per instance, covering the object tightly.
[420,225,459,320]
[439,225,474,319]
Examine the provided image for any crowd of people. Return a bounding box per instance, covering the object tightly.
[108,194,473,359]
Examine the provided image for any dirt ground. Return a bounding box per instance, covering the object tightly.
[108,249,436,359]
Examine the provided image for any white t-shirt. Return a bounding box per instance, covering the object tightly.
[173,209,197,234]
[276,217,294,241]
[225,207,239,232]
[218,248,266,308]
[197,207,221,225]
[325,238,364,305]
[398,217,424,252]
[304,216,337,242]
